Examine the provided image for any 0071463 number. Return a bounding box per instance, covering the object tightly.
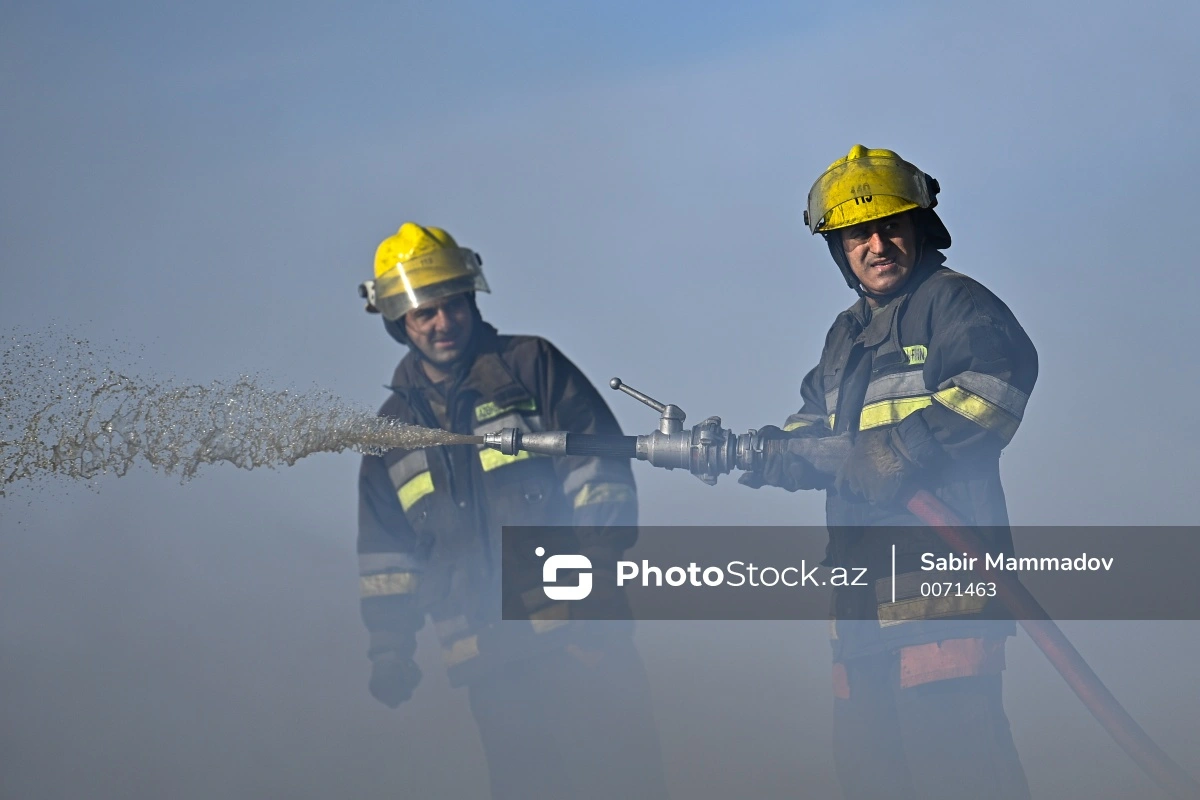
[920,582,997,598]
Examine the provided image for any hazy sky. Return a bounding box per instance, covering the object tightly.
[3,2,1198,797]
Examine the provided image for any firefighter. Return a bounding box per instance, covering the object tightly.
[741,146,1037,799]
[355,222,667,799]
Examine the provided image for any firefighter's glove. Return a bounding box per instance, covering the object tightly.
[368,653,422,709]
[738,425,828,492]
[834,427,918,507]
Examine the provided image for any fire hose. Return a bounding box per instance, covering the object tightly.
[481,378,1199,798]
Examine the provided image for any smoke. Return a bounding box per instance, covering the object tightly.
[0,332,476,495]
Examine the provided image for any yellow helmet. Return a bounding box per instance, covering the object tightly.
[804,145,940,234]
[363,222,490,321]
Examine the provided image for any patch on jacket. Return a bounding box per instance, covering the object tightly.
[903,345,928,365]
[475,398,537,423]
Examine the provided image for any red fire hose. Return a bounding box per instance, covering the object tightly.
[905,489,1199,799]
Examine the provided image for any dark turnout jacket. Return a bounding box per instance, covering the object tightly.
[785,254,1038,660]
[357,323,638,685]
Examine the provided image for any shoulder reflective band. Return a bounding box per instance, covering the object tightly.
[397,470,434,511]
[573,482,635,508]
[932,387,1021,443]
[359,571,420,597]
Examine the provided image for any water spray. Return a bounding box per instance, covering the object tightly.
[0,333,478,494]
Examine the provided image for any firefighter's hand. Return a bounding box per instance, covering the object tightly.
[738,425,829,492]
[368,654,422,709]
[834,427,917,506]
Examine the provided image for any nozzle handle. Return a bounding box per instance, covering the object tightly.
[609,377,666,413]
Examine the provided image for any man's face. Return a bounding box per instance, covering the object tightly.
[403,293,474,366]
[839,211,920,297]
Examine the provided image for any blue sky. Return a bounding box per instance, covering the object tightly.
[7,0,1193,524]
[3,1,1199,796]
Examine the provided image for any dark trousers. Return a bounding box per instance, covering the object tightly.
[467,635,668,800]
[834,653,1031,800]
